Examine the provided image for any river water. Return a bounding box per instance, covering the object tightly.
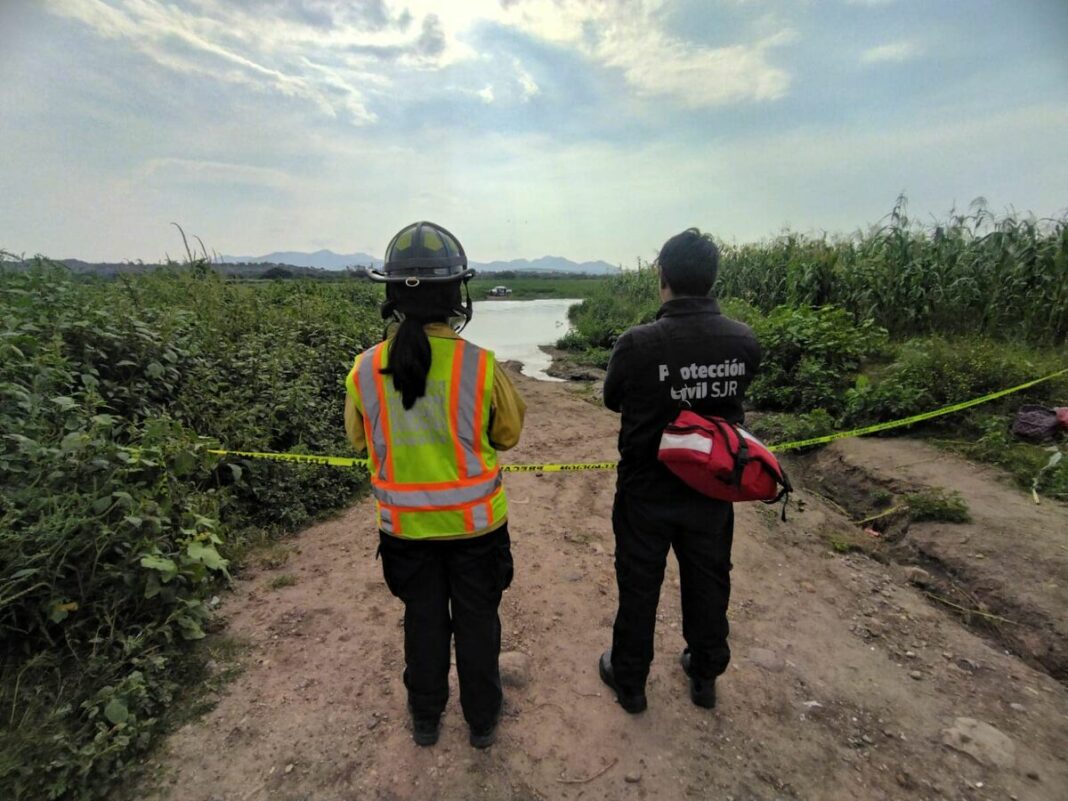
[461,298,579,381]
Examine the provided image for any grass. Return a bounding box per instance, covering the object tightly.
[869,488,894,506]
[905,488,972,523]
[933,413,1068,502]
[268,574,298,590]
[256,543,295,570]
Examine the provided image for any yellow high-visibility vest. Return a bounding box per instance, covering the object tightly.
[345,336,508,539]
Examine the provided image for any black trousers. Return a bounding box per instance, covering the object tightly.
[610,490,734,694]
[378,524,513,731]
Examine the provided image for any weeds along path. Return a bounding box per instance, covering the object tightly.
[138,367,1068,801]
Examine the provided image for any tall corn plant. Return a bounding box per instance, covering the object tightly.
[716,197,1068,345]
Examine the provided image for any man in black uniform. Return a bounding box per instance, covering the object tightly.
[599,228,761,712]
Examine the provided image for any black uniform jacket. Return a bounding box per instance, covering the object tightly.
[604,296,762,503]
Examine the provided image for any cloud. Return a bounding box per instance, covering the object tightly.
[42,0,795,129]
[599,27,796,106]
[491,0,796,106]
[861,40,921,64]
[137,157,293,189]
[514,60,540,100]
[40,0,455,125]
[416,13,446,58]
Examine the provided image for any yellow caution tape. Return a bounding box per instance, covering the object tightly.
[205,449,366,467]
[767,366,1067,453]
[500,461,619,473]
[206,367,1066,471]
[201,449,619,473]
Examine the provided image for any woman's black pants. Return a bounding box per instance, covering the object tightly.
[378,524,514,731]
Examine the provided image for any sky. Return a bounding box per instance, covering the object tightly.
[1,0,1066,265]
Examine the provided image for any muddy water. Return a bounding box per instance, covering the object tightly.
[462,298,579,381]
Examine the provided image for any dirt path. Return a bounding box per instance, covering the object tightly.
[140,368,1068,801]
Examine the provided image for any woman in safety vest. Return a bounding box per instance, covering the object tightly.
[344,221,526,748]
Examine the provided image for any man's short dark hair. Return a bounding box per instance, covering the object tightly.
[657,228,719,297]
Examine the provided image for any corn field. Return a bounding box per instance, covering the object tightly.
[717,198,1068,345]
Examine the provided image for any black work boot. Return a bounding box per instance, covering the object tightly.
[469,721,498,749]
[469,706,501,749]
[680,649,716,709]
[598,650,647,713]
[411,714,441,746]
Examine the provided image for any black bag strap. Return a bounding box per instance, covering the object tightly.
[728,423,750,486]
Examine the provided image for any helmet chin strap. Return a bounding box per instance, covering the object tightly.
[450,279,474,333]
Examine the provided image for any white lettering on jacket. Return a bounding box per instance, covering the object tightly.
[669,381,739,401]
[659,361,746,383]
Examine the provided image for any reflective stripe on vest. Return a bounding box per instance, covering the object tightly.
[472,501,491,530]
[379,505,399,535]
[355,348,391,483]
[371,469,502,508]
[453,344,489,478]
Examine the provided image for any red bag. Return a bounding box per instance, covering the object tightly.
[658,410,791,509]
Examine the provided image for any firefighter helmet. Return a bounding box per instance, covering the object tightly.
[368,221,475,284]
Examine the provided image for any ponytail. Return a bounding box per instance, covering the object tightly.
[381,317,432,410]
[378,280,466,410]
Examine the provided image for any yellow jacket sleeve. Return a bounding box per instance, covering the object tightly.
[489,363,526,451]
[344,354,367,452]
[344,394,367,452]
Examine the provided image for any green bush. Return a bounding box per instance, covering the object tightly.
[566,269,661,348]
[844,337,1068,424]
[571,348,613,370]
[747,306,888,413]
[747,409,837,449]
[555,329,589,351]
[718,298,765,327]
[0,263,382,800]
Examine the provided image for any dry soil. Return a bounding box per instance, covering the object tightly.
[137,366,1068,801]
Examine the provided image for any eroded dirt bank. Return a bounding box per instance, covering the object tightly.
[800,439,1068,682]
[138,367,1068,801]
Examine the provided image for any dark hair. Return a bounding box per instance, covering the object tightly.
[379,281,463,410]
[657,228,719,297]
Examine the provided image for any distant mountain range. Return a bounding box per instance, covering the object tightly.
[7,249,621,279]
[221,249,382,270]
[220,249,620,275]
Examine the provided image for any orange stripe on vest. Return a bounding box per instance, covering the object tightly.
[371,345,394,483]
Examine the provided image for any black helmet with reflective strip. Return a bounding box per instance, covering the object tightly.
[369,221,475,284]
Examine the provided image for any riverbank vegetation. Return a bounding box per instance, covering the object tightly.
[469,275,609,300]
[0,259,382,800]
[560,200,1068,499]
